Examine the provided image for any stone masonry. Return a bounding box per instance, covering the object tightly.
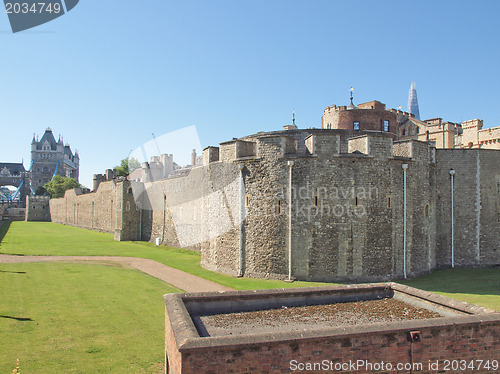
[47,125,500,283]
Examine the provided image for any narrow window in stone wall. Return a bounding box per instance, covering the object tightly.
[126,201,131,212]
[497,182,500,194]
[387,196,392,209]
[245,194,250,208]
[353,121,360,131]
[355,196,359,207]
[498,212,500,223]
[314,190,319,208]
[275,200,282,215]
[424,204,429,217]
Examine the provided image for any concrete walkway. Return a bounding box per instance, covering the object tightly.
[0,254,233,293]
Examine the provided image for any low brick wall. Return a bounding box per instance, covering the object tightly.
[164,284,499,374]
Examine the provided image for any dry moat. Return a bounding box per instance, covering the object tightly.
[196,298,442,337]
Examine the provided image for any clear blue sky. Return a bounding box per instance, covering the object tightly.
[1,0,499,188]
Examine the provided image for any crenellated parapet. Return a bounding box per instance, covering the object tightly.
[219,139,258,162]
[45,124,499,283]
[305,133,340,157]
[210,130,438,165]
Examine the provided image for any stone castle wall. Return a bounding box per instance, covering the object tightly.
[435,149,499,267]
[45,130,499,282]
[49,181,141,241]
[215,134,438,282]
[25,196,50,221]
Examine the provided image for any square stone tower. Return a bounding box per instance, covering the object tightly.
[30,127,79,193]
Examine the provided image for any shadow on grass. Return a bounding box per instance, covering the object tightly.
[0,270,26,274]
[0,221,11,244]
[0,315,33,322]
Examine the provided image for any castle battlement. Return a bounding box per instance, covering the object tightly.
[461,119,483,130]
[207,130,437,165]
[305,133,341,156]
[219,139,257,162]
[44,107,499,284]
[25,195,50,221]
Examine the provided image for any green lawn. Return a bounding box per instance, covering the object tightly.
[398,267,500,311]
[0,221,336,290]
[1,222,498,308]
[0,221,498,373]
[0,262,182,374]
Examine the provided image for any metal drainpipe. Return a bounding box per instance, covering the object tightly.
[238,164,244,277]
[288,161,294,281]
[161,194,166,244]
[449,169,455,268]
[402,163,408,279]
[138,202,142,241]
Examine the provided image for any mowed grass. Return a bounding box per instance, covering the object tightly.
[0,262,183,374]
[0,221,498,374]
[1,222,498,306]
[399,268,500,311]
[0,221,337,290]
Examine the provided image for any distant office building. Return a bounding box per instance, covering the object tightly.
[407,82,420,120]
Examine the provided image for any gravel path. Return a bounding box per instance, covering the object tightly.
[0,254,233,293]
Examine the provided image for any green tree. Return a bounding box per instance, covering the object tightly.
[128,157,141,172]
[43,175,82,198]
[114,158,141,177]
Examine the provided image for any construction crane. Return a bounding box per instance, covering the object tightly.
[152,133,161,155]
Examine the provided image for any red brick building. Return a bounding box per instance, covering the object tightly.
[322,100,398,136]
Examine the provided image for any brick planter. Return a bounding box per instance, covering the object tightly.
[164,283,499,374]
